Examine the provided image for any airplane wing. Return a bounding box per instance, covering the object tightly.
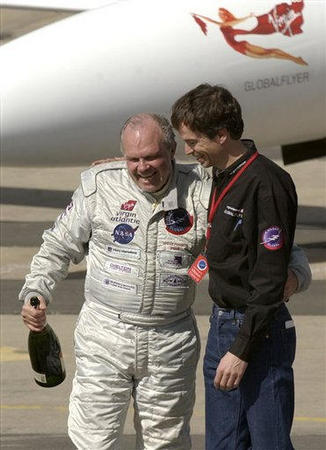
[0,0,116,12]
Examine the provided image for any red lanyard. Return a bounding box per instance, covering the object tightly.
[206,151,259,242]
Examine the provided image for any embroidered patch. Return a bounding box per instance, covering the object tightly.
[164,208,193,235]
[121,200,137,211]
[161,241,188,251]
[112,224,138,244]
[159,274,189,288]
[103,278,137,294]
[224,205,244,218]
[261,226,283,250]
[105,260,139,277]
[158,251,191,269]
[107,245,141,260]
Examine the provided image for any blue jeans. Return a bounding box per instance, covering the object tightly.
[204,304,296,450]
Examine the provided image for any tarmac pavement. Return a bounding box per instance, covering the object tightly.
[1,153,325,449]
[1,313,326,449]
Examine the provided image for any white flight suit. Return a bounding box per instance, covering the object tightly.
[20,161,211,450]
[19,162,311,450]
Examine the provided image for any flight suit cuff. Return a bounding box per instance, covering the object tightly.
[21,291,49,305]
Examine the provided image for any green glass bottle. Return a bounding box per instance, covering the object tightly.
[28,297,66,387]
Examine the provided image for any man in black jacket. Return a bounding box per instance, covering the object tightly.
[171,84,298,450]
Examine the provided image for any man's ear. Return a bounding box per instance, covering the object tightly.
[215,128,228,145]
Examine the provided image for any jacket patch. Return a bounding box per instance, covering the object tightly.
[105,260,139,277]
[260,226,283,250]
[159,274,189,288]
[121,200,137,211]
[161,241,188,251]
[103,278,137,294]
[224,205,243,218]
[112,224,138,244]
[158,251,191,269]
[107,245,141,260]
[164,208,193,235]
[110,210,140,225]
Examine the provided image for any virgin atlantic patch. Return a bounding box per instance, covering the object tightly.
[164,208,193,235]
[261,226,283,251]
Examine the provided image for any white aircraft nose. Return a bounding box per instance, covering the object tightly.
[0,11,121,165]
[0,0,189,165]
[1,0,325,165]
[1,0,231,165]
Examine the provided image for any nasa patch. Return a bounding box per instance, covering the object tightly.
[112,224,138,244]
[261,226,283,250]
[164,208,193,235]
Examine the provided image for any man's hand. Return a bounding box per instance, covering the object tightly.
[21,296,47,332]
[214,351,248,390]
[283,268,298,302]
[91,156,125,166]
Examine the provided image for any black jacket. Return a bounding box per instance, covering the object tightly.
[206,140,297,361]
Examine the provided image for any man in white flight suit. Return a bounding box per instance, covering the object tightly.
[20,114,310,450]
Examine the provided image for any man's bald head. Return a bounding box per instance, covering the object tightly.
[120,113,176,155]
[120,113,176,193]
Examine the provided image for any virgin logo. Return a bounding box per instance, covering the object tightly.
[121,200,137,211]
[268,8,302,36]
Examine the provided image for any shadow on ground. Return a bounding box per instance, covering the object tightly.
[1,433,325,449]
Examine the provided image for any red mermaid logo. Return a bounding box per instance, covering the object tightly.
[192,0,307,65]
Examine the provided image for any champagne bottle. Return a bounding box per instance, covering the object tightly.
[28,297,66,387]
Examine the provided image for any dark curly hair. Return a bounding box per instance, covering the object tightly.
[171,84,244,140]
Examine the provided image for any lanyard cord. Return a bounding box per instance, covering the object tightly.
[206,151,259,242]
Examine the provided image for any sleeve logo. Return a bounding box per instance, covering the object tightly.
[261,226,283,250]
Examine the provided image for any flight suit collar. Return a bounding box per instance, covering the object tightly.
[139,161,178,211]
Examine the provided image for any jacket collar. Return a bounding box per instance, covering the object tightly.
[213,139,257,180]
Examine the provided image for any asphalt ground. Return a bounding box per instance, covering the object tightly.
[1,153,326,449]
[1,314,326,450]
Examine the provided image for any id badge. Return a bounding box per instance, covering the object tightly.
[188,253,209,284]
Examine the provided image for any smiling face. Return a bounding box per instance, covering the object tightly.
[178,123,224,168]
[122,118,175,193]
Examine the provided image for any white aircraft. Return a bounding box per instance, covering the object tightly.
[1,0,325,165]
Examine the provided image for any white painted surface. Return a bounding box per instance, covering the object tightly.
[1,0,325,165]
